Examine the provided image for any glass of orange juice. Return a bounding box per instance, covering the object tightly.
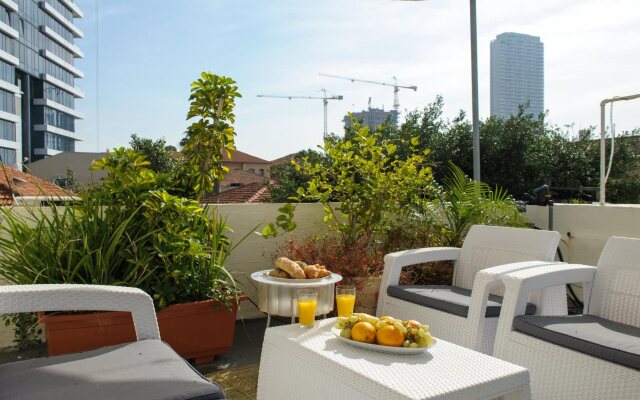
[297,289,318,328]
[336,284,356,317]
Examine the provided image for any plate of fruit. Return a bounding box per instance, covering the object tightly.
[332,313,435,354]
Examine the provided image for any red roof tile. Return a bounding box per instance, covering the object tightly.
[201,181,271,204]
[0,166,70,206]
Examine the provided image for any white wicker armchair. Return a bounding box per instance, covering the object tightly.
[494,236,640,400]
[0,284,225,400]
[376,225,566,354]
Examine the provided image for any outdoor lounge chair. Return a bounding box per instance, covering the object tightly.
[376,224,567,354]
[494,236,640,399]
[0,284,225,400]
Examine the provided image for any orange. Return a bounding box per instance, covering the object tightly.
[351,321,376,344]
[376,325,405,347]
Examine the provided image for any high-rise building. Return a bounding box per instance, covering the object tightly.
[490,32,544,119]
[0,0,84,170]
[343,107,398,131]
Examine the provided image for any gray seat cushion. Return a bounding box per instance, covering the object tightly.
[0,340,225,400]
[513,314,640,370]
[387,285,536,318]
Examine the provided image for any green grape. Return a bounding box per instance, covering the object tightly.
[403,340,411,348]
[340,328,352,339]
[393,321,403,331]
[420,325,430,331]
[417,329,428,338]
[400,326,408,335]
[348,315,359,324]
[410,328,418,335]
[409,342,418,348]
[416,337,429,348]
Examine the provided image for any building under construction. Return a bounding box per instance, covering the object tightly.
[343,107,398,131]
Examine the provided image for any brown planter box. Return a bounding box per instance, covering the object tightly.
[39,297,244,364]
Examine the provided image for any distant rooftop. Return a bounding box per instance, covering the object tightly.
[222,149,270,164]
[0,166,70,206]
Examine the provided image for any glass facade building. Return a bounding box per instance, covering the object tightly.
[490,32,544,119]
[0,0,83,168]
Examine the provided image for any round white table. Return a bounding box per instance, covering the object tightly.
[250,270,343,327]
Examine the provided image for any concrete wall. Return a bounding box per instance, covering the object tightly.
[526,204,640,265]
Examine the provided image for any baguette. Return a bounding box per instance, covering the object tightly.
[275,257,306,279]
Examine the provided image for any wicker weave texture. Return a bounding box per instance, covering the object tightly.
[0,284,160,340]
[376,226,562,354]
[494,238,640,399]
[257,318,531,400]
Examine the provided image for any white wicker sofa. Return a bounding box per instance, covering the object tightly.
[494,236,640,400]
[376,225,566,354]
[0,284,225,400]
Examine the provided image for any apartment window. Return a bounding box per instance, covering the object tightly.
[248,168,255,173]
[0,119,15,141]
[259,169,265,176]
[45,132,74,152]
[0,146,16,165]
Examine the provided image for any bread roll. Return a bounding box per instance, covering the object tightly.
[275,257,306,279]
[268,268,291,279]
[302,264,320,279]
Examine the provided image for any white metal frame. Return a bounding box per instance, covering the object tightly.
[494,236,640,399]
[376,225,565,354]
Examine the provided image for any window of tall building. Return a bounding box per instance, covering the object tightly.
[45,132,74,152]
[0,120,15,141]
[0,146,16,165]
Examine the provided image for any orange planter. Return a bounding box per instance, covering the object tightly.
[39,297,245,364]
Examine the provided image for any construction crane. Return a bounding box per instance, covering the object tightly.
[319,73,417,112]
[257,89,343,139]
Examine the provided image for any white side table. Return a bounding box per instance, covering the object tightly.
[258,318,531,400]
[250,270,342,327]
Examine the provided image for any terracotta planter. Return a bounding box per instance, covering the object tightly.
[348,275,382,315]
[40,297,244,364]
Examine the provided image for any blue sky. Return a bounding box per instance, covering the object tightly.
[74,0,640,160]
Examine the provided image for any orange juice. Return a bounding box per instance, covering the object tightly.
[336,294,356,317]
[297,298,317,327]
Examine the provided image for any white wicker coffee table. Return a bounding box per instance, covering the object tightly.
[257,318,530,400]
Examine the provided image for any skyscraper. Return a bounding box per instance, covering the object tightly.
[0,0,83,170]
[490,32,544,119]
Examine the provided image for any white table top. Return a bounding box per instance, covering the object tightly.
[251,269,342,287]
[262,318,529,400]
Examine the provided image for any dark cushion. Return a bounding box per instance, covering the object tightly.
[387,285,536,318]
[0,340,225,400]
[513,314,640,370]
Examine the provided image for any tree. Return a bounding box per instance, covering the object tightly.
[129,134,178,174]
[267,150,328,203]
[178,71,241,200]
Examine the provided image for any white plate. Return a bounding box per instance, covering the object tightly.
[330,327,434,355]
[261,270,331,283]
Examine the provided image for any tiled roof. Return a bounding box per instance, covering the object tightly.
[0,166,70,206]
[201,181,271,204]
[221,149,270,164]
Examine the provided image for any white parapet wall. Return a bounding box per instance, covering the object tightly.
[526,203,640,265]
[3,202,640,349]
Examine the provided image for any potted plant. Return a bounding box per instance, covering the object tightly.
[269,119,436,314]
[0,72,250,364]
